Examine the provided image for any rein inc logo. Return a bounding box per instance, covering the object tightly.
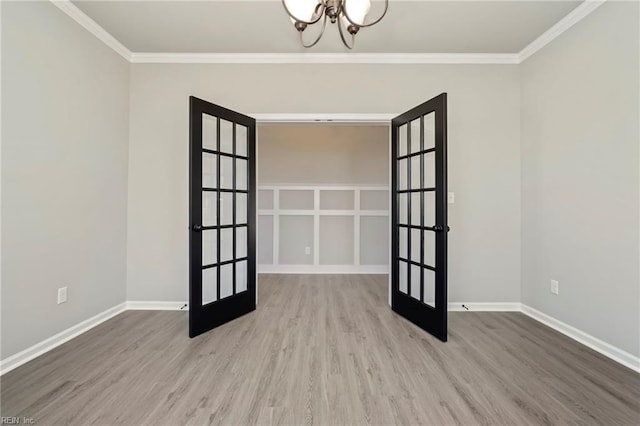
[1,418,35,424]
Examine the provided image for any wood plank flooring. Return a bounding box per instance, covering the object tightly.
[2,274,639,425]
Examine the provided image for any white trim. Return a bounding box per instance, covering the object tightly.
[521,304,640,373]
[518,0,607,62]
[0,302,126,376]
[126,301,188,311]
[258,265,389,274]
[130,52,519,65]
[448,302,521,312]
[254,113,394,123]
[49,0,132,61]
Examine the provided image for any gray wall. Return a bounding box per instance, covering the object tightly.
[127,62,521,303]
[520,1,640,357]
[1,2,130,359]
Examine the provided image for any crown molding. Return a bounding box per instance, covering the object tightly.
[50,0,132,61]
[518,0,607,63]
[50,0,606,65]
[130,52,519,64]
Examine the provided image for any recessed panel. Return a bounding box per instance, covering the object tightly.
[319,216,354,265]
[220,228,233,262]
[279,215,314,264]
[202,230,217,266]
[202,192,217,227]
[258,189,273,210]
[202,267,217,305]
[236,125,248,157]
[424,268,435,307]
[280,190,314,210]
[220,192,233,226]
[360,216,389,265]
[202,114,217,151]
[320,190,354,210]
[399,261,408,294]
[220,264,233,299]
[221,156,233,189]
[360,190,388,210]
[258,215,273,264]
[220,119,233,154]
[202,153,217,188]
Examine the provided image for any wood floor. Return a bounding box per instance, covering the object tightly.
[2,274,639,425]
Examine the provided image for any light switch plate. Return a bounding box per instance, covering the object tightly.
[550,280,559,295]
[57,287,68,304]
[448,192,455,204]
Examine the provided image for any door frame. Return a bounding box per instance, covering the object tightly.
[251,113,396,306]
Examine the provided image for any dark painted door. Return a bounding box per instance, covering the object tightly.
[391,93,449,341]
[189,96,256,338]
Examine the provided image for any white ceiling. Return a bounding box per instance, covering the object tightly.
[72,0,582,54]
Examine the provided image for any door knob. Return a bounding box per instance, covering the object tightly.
[433,225,450,232]
[192,224,202,232]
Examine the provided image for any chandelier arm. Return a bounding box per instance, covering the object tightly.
[281,0,326,25]
[337,14,355,50]
[300,13,328,48]
[342,0,389,28]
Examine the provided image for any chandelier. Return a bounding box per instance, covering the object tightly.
[282,0,389,49]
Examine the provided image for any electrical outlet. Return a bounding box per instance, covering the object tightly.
[57,287,68,304]
[550,280,559,295]
[448,192,455,204]
[305,246,311,255]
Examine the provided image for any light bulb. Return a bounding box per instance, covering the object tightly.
[284,0,318,22]
[344,0,371,25]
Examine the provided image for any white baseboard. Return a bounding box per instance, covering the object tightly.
[0,302,127,376]
[521,304,640,373]
[126,301,188,311]
[258,265,389,274]
[448,302,522,312]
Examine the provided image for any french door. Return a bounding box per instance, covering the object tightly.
[391,93,448,341]
[189,96,256,338]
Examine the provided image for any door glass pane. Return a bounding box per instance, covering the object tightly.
[424,191,435,227]
[236,193,247,224]
[236,159,248,190]
[220,192,233,226]
[220,264,233,299]
[399,227,407,259]
[398,159,407,190]
[236,125,247,157]
[202,192,217,227]
[411,229,420,262]
[425,231,435,267]
[411,192,421,226]
[398,193,408,224]
[202,153,217,188]
[221,156,233,189]
[220,228,233,262]
[202,230,217,266]
[399,261,408,294]
[424,268,435,307]
[220,119,233,154]
[202,114,217,151]
[398,124,407,157]
[410,119,421,154]
[423,152,435,189]
[411,264,421,300]
[424,112,435,150]
[410,156,420,189]
[236,260,248,292]
[202,267,217,305]
[236,226,247,258]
